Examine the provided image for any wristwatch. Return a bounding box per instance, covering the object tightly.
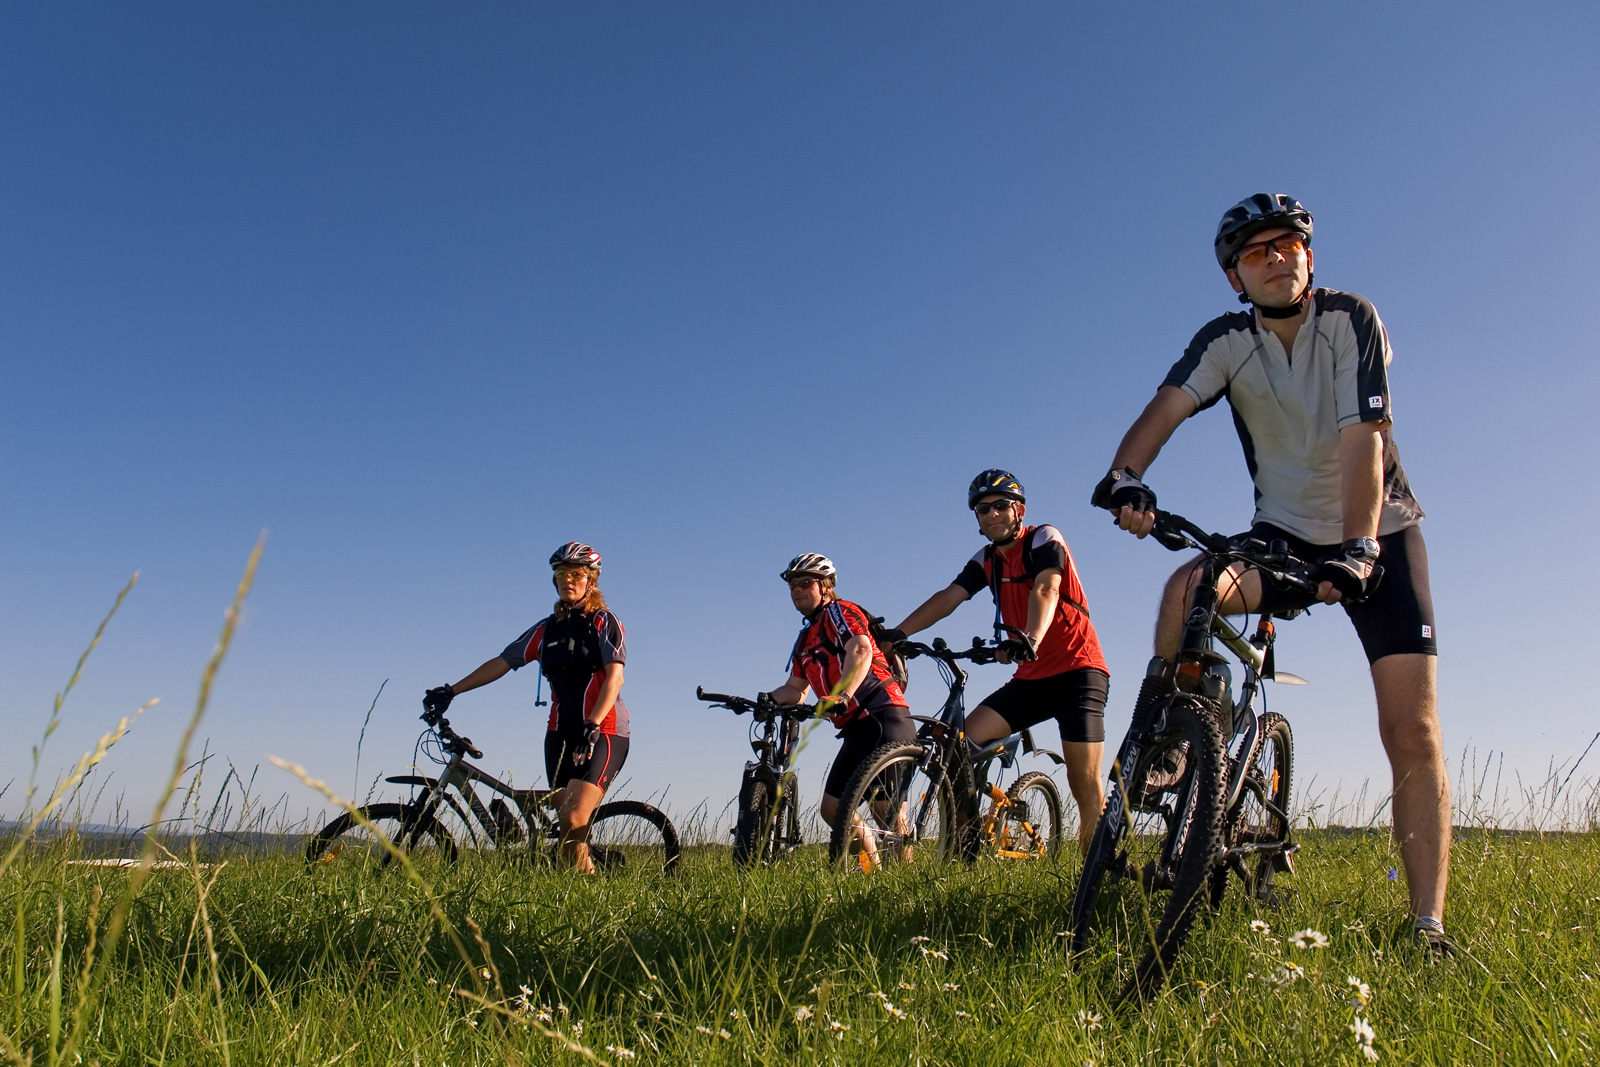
[1344,537,1381,562]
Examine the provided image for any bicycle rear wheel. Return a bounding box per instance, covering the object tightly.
[305,803,459,867]
[588,800,681,876]
[1213,712,1294,906]
[828,742,953,870]
[995,771,1063,860]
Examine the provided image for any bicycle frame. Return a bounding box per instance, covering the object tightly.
[390,731,561,851]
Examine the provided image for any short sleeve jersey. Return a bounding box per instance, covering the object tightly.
[1162,288,1424,545]
[953,524,1109,681]
[501,608,630,737]
[786,600,909,728]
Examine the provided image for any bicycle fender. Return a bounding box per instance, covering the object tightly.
[1032,747,1065,766]
[385,775,439,789]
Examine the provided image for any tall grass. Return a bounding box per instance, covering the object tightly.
[2,549,1597,1064]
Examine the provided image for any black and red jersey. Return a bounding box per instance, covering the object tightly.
[953,524,1108,681]
[501,608,630,737]
[786,599,908,727]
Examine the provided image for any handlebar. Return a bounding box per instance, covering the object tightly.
[895,635,1000,666]
[695,686,816,718]
[418,710,483,759]
[1145,508,1382,605]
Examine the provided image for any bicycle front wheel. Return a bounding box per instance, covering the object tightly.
[994,771,1063,860]
[305,803,459,867]
[588,800,681,876]
[828,742,953,870]
[731,774,773,867]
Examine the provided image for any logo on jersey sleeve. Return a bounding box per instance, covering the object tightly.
[1368,395,1384,409]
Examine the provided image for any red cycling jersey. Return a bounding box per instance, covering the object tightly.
[953,524,1108,681]
[787,599,909,727]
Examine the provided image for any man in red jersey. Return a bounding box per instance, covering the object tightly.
[892,470,1108,853]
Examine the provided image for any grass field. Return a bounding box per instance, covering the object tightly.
[2,823,1597,1066]
[6,557,1596,1065]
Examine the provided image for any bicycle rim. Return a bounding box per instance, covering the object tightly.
[588,800,681,876]
[997,771,1063,860]
[829,742,950,870]
[305,803,459,868]
[731,776,772,867]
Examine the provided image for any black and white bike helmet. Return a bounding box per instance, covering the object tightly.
[967,469,1026,510]
[1214,193,1314,270]
[550,541,602,571]
[780,553,837,583]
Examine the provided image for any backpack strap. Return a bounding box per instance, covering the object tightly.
[986,530,1091,623]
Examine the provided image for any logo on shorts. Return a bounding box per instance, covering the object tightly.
[1421,625,1433,639]
[1368,395,1384,408]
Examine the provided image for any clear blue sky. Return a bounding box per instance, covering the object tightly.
[3,3,1596,829]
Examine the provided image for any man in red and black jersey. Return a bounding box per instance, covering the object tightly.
[759,553,915,836]
[892,470,1108,853]
[420,542,629,874]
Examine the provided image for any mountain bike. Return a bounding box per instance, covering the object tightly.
[696,687,817,866]
[1068,509,1373,1003]
[827,634,1066,870]
[305,709,680,874]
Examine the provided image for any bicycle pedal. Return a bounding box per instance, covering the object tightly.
[1272,843,1298,875]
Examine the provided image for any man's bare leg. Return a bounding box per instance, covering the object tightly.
[1062,740,1105,855]
[1372,653,1450,920]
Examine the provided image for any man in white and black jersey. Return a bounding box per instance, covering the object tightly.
[1091,194,1456,956]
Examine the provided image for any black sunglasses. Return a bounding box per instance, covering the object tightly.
[974,499,1017,516]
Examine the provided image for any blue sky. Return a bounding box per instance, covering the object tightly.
[3,3,1596,830]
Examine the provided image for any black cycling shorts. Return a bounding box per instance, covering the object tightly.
[977,667,1109,745]
[1247,522,1437,663]
[823,708,917,800]
[544,731,629,792]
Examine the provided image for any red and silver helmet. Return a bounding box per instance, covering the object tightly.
[1214,194,1313,270]
[780,553,837,583]
[549,542,602,571]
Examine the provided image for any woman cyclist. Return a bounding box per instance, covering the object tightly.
[760,553,914,864]
[421,542,629,874]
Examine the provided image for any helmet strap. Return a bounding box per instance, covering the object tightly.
[1247,272,1315,318]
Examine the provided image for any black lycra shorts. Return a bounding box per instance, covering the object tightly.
[544,731,629,792]
[977,667,1110,745]
[1247,522,1437,663]
[823,708,917,800]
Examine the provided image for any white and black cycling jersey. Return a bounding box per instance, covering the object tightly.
[1163,287,1424,545]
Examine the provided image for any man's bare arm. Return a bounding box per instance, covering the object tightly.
[1110,385,1197,476]
[893,584,970,636]
[1341,421,1385,542]
[1106,386,1197,537]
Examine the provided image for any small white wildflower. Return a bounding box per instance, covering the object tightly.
[1075,1010,1103,1031]
[536,1010,553,1024]
[1265,962,1305,987]
[829,1021,850,1032]
[519,984,532,996]
[910,935,931,944]
[558,1003,570,1016]
[897,982,915,991]
[426,977,438,986]
[605,1047,637,1061]
[920,947,950,960]
[716,1028,731,1040]
[870,990,888,1001]
[467,1019,478,1028]
[941,983,959,992]
[1289,928,1330,950]
[695,1026,713,1035]
[884,1005,908,1021]
[954,1010,971,1018]
[1250,919,1271,935]
[977,934,995,948]
[571,1021,583,1038]
[794,1006,814,1023]
[479,968,491,980]
[1347,975,1372,1006]
[729,1009,745,1019]
[1350,1016,1376,1043]
[1360,1047,1380,1063]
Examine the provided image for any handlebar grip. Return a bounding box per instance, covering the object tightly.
[696,687,740,704]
